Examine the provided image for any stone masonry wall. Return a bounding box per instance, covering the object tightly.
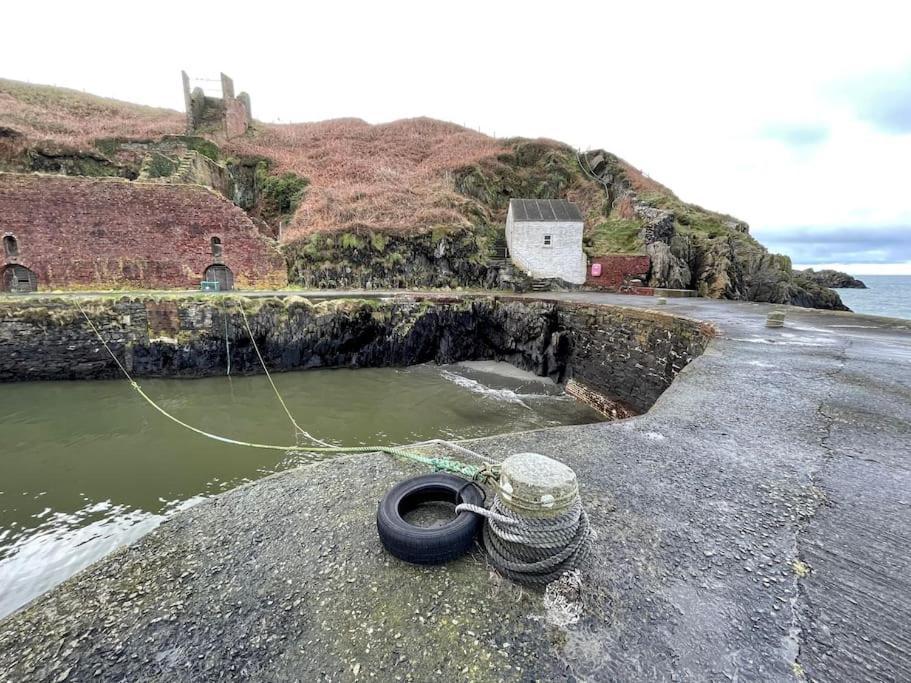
[558,301,714,413]
[0,295,713,416]
[0,174,286,290]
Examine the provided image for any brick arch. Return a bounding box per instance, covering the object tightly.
[3,234,19,258]
[1,264,38,293]
[203,263,234,291]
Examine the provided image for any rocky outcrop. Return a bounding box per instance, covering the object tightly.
[646,241,691,290]
[797,268,867,289]
[578,149,850,311]
[284,229,531,290]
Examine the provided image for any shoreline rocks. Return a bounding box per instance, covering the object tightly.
[796,268,867,289]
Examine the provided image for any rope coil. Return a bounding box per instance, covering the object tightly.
[457,492,592,586]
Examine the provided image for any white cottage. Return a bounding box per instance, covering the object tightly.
[505,199,587,284]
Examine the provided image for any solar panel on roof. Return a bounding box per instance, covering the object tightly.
[542,199,557,221]
[510,198,582,223]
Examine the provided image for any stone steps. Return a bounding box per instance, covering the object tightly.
[492,234,509,260]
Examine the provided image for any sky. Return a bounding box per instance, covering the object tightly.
[3,0,910,274]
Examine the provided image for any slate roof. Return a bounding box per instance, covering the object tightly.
[509,198,583,222]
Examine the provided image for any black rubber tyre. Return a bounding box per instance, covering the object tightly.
[376,473,484,565]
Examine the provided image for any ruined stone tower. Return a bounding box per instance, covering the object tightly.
[181,71,252,139]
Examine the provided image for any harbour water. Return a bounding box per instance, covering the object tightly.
[835,275,911,320]
[0,362,602,618]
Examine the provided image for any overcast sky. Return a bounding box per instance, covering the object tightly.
[3,1,910,274]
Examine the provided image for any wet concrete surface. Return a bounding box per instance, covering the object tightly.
[0,292,909,681]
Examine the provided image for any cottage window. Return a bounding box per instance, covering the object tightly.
[543,234,552,247]
[211,236,223,257]
[3,235,18,258]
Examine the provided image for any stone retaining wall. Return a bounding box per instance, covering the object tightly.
[558,301,714,412]
[585,255,651,290]
[0,295,713,413]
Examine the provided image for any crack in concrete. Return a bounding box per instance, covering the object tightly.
[788,336,852,675]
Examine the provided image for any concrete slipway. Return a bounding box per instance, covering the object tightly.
[0,293,909,682]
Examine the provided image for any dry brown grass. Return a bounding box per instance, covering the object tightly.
[616,158,675,197]
[226,117,505,240]
[0,78,184,149]
[612,194,637,219]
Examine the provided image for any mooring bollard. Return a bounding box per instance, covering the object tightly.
[655,296,668,305]
[455,452,592,585]
[766,310,786,328]
[498,452,579,518]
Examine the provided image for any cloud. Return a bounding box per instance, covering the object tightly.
[833,66,911,134]
[761,122,830,147]
[756,225,911,265]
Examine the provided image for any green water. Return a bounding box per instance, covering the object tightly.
[0,362,602,618]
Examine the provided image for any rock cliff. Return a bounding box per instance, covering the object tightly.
[576,150,849,310]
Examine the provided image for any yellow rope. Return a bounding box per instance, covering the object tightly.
[72,300,485,478]
[236,304,333,447]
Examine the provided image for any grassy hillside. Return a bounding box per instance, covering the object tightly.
[0,78,847,308]
[0,78,183,148]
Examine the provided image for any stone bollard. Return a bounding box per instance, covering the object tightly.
[497,452,578,519]
[655,296,668,305]
[766,310,786,328]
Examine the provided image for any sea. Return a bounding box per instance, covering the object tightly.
[833,275,911,320]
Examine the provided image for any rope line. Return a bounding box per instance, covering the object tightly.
[236,305,333,448]
[456,494,592,586]
[221,299,231,377]
[73,300,485,479]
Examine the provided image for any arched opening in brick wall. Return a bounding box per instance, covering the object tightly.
[3,235,19,258]
[1,264,37,293]
[211,236,223,258]
[204,264,234,291]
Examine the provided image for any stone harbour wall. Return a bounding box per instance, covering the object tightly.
[0,295,713,414]
[558,302,715,413]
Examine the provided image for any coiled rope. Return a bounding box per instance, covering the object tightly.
[456,493,592,586]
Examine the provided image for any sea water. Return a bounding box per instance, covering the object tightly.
[834,275,911,320]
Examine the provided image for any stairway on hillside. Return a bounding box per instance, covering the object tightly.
[529,279,551,292]
[174,151,200,182]
[491,233,509,260]
[487,233,511,270]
